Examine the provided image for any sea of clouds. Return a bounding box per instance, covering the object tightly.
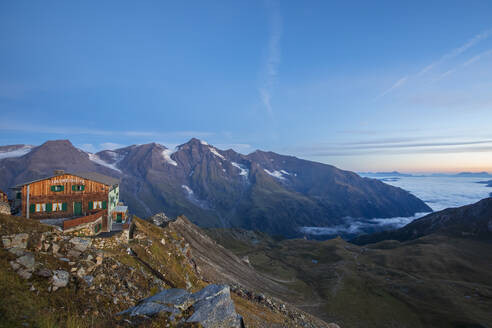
[301,175,492,239]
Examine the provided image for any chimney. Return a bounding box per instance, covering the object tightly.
[54,169,65,176]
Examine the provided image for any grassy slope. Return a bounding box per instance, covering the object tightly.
[208,228,492,328]
[0,214,319,328]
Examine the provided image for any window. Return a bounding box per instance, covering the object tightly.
[53,203,63,211]
[16,192,21,199]
[50,185,64,192]
[93,201,103,209]
[35,203,46,212]
[72,185,85,191]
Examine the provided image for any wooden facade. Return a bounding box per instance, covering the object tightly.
[18,173,114,220]
[11,171,126,234]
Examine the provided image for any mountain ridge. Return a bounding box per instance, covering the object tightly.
[0,139,431,237]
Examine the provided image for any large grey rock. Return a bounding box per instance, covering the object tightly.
[52,270,69,288]
[117,284,243,327]
[187,285,243,328]
[2,233,29,249]
[118,288,191,316]
[16,253,35,270]
[69,237,91,252]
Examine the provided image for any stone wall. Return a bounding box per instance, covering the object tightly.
[64,216,104,237]
[0,202,11,215]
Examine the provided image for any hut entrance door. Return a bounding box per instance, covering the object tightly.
[73,202,82,216]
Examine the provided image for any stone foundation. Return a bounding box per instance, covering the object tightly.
[0,202,11,215]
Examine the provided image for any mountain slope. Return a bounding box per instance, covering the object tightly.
[352,197,492,245]
[0,139,431,237]
[207,216,492,327]
[0,212,334,328]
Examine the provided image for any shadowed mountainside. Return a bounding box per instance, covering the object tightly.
[0,139,431,237]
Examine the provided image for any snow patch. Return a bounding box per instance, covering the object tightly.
[105,151,125,165]
[200,140,209,145]
[88,153,122,173]
[162,149,178,166]
[280,170,290,175]
[0,146,33,159]
[264,169,287,180]
[232,162,249,177]
[181,185,194,195]
[209,147,225,160]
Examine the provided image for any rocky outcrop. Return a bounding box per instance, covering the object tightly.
[147,212,174,226]
[118,284,244,328]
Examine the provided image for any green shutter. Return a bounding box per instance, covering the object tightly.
[62,202,67,211]
[88,201,93,210]
[81,185,85,191]
[72,185,76,191]
[46,203,52,212]
[60,185,64,191]
[29,204,35,213]
[50,186,56,192]
[102,200,107,209]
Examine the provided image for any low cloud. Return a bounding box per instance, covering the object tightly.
[300,212,428,238]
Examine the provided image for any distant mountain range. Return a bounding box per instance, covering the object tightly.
[0,139,431,237]
[360,171,492,178]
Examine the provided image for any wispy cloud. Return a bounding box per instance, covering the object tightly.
[375,76,408,99]
[286,137,492,157]
[417,29,492,76]
[259,0,282,117]
[377,29,492,98]
[464,48,492,66]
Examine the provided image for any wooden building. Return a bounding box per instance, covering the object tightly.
[12,170,123,233]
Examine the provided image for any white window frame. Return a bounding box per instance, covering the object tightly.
[36,203,46,212]
[53,202,63,211]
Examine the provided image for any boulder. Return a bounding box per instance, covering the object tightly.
[16,253,35,270]
[119,288,192,316]
[52,270,69,288]
[69,237,91,252]
[187,285,243,328]
[117,284,243,328]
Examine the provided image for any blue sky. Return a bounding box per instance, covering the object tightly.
[1,1,492,172]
